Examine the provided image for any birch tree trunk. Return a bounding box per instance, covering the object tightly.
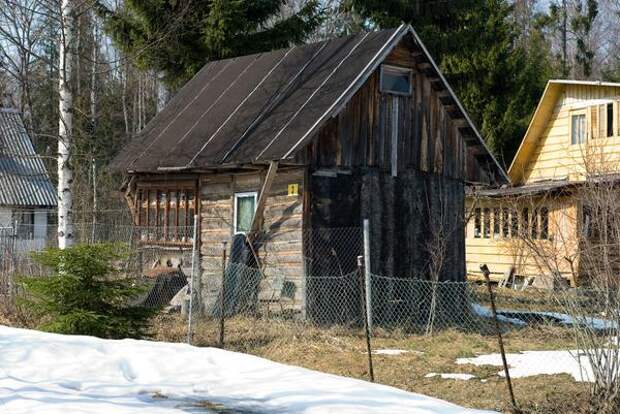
[58,0,75,249]
[156,72,169,113]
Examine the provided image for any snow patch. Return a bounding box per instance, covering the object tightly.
[457,350,594,382]
[373,349,422,355]
[425,373,476,381]
[0,325,496,414]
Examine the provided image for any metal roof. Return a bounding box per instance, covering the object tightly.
[112,25,506,184]
[0,109,57,207]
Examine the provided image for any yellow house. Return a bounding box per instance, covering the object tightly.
[466,80,620,287]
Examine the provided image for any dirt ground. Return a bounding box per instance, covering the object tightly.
[151,315,590,414]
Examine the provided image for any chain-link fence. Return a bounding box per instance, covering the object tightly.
[2,219,615,411]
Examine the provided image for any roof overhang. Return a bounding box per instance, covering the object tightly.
[508,80,620,184]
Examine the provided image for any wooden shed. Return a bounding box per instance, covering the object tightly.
[112,25,507,319]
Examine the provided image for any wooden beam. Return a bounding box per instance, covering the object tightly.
[249,161,279,234]
[124,176,139,225]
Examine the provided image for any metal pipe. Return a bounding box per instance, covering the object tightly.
[480,264,520,413]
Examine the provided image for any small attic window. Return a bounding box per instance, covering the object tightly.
[380,65,412,96]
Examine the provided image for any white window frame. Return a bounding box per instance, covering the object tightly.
[570,110,586,145]
[380,65,413,96]
[233,191,258,234]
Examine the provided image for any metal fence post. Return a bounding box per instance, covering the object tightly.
[358,255,375,382]
[363,219,372,334]
[480,264,521,413]
[187,214,199,345]
[219,241,228,348]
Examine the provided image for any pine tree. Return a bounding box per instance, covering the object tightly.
[21,244,155,339]
[348,0,551,165]
[102,0,324,89]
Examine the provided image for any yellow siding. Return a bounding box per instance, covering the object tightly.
[472,83,620,285]
[465,197,577,284]
[518,85,620,184]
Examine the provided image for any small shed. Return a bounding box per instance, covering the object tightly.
[0,108,56,251]
[112,25,507,320]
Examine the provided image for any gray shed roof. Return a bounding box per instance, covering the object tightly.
[0,109,56,208]
[112,25,506,184]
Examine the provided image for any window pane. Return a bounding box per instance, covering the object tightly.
[236,195,256,233]
[493,208,500,237]
[381,67,411,95]
[483,208,490,238]
[572,114,585,144]
[540,208,549,239]
[178,191,187,234]
[521,208,529,238]
[511,209,519,237]
[502,208,509,237]
[474,208,481,238]
[168,191,177,239]
[608,103,614,137]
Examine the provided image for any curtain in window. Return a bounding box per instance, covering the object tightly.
[236,196,256,233]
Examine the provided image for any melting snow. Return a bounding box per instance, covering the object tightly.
[425,373,476,381]
[0,325,496,414]
[457,350,594,382]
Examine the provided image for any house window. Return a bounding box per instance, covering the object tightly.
[14,210,34,239]
[483,208,491,238]
[136,187,195,243]
[540,207,549,239]
[511,209,519,237]
[474,208,481,238]
[521,208,529,237]
[380,65,412,96]
[234,192,257,234]
[607,103,614,137]
[571,113,586,145]
[502,208,510,237]
[493,208,500,238]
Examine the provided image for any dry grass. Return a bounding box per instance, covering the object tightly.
[151,314,589,413]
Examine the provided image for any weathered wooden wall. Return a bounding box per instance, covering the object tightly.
[305,42,471,182]
[199,168,305,312]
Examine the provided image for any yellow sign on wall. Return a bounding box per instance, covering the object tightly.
[288,183,299,196]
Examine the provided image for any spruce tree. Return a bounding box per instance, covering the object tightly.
[21,244,155,339]
[102,0,323,88]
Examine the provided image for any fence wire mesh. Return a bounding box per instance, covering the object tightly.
[2,220,616,411]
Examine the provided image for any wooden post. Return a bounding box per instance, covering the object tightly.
[358,255,375,382]
[480,264,520,413]
[249,161,278,235]
[363,219,372,334]
[186,214,199,345]
[219,241,228,348]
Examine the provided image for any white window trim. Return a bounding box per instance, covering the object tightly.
[570,110,586,145]
[380,64,413,96]
[233,191,258,234]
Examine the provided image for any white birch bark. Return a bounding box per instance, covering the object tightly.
[57,0,75,249]
[156,72,169,113]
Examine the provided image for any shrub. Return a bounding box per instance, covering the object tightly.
[20,243,155,339]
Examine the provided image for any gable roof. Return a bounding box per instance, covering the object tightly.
[112,25,506,184]
[508,79,620,184]
[0,109,57,208]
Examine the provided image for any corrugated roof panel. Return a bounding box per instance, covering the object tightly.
[0,110,57,207]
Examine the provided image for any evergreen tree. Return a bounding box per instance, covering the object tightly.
[21,244,155,339]
[571,0,598,78]
[102,0,324,88]
[348,0,551,165]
